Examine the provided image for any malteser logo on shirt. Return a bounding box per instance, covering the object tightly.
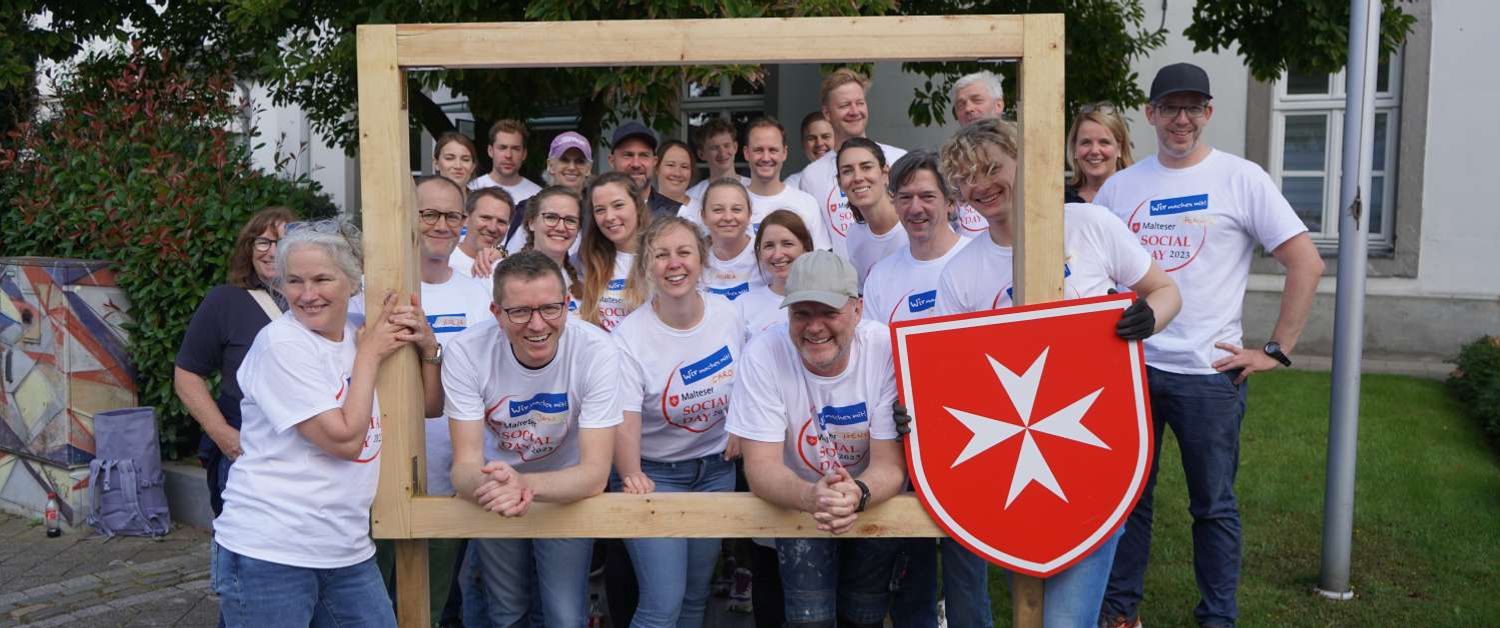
[607,278,626,290]
[680,346,733,385]
[708,283,751,301]
[796,402,873,473]
[1149,194,1209,216]
[484,392,571,462]
[427,313,467,334]
[823,187,853,237]
[907,290,938,313]
[1128,195,1210,272]
[660,346,735,432]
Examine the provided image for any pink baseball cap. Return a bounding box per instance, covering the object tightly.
[548,132,593,161]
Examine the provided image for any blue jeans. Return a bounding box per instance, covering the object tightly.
[890,538,994,628]
[211,542,395,627]
[456,541,490,627]
[1103,367,1247,627]
[1006,526,1122,628]
[776,537,902,627]
[608,454,736,628]
[472,537,593,627]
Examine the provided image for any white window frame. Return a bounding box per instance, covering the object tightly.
[1268,49,1402,246]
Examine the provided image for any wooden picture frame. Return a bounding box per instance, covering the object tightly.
[355,15,1065,625]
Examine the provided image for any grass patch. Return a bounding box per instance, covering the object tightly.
[983,370,1500,626]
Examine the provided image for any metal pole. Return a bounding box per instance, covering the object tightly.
[1318,0,1380,600]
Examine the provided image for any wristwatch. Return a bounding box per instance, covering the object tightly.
[853,479,871,513]
[1262,341,1291,367]
[422,342,444,365]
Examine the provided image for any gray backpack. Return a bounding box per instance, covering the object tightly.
[87,407,171,538]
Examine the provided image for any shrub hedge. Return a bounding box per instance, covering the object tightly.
[0,44,337,458]
[1449,335,1500,446]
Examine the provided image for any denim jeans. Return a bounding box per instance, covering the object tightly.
[206,453,233,517]
[1006,526,1122,628]
[608,454,736,628]
[472,537,593,627]
[890,537,993,628]
[776,537,902,627]
[211,542,395,627]
[1103,367,1247,627]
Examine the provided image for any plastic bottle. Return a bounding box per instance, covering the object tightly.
[45,492,61,537]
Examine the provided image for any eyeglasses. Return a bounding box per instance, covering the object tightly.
[1080,102,1119,115]
[1153,104,1208,120]
[253,237,279,252]
[501,302,567,324]
[539,212,581,230]
[418,209,466,227]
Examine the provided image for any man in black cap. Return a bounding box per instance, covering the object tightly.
[607,121,681,218]
[1094,62,1325,628]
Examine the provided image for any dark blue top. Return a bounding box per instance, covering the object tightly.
[175,285,279,457]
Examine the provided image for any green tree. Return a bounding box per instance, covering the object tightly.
[0,44,337,456]
[899,0,1167,125]
[1186,0,1416,82]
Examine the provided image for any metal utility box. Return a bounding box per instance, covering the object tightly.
[0,257,136,526]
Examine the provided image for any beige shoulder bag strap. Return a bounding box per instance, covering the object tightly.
[247,289,282,321]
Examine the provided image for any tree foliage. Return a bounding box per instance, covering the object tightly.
[899,0,1167,126]
[1186,0,1417,83]
[0,45,337,456]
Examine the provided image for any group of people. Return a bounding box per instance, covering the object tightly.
[176,61,1323,628]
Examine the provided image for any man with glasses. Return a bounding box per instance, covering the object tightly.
[729,251,906,627]
[1094,63,1324,628]
[444,249,623,627]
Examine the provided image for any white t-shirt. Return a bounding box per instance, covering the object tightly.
[953,203,988,239]
[421,274,498,496]
[705,240,766,301]
[795,143,908,258]
[678,185,833,253]
[726,319,898,482]
[215,315,380,569]
[936,203,1153,316]
[734,285,786,339]
[614,296,744,462]
[846,220,909,287]
[685,175,752,206]
[449,246,504,279]
[782,171,803,191]
[1094,151,1307,374]
[468,174,542,204]
[442,317,624,473]
[592,251,635,332]
[751,186,832,250]
[862,237,974,325]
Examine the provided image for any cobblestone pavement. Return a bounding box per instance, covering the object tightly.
[0,512,216,627]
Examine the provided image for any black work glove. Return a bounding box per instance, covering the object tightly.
[893,401,911,439]
[1110,289,1155,340]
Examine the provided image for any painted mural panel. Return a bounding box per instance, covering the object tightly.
[0,258,135,470]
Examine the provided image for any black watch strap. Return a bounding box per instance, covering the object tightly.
[1263,341,1292,367]
[854,479,871,512]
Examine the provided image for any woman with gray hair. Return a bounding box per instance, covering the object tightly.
[209,220,422,627]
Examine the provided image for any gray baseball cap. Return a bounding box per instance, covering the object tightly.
[781,251,860,309]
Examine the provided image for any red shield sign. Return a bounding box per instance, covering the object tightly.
[891,293,1153,578]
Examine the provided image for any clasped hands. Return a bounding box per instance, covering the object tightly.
[473,461,535,518]
[802,466,863,535]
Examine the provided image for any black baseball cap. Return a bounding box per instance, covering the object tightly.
[610,121,658,151]
[1149,63,1213,102]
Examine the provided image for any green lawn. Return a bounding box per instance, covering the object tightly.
[983,369,1500,626]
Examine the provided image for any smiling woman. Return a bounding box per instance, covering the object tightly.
[577,171,651,331]
[211,220,424,627]
[175,206,297,517]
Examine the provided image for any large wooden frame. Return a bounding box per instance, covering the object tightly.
[357,15,1065,625]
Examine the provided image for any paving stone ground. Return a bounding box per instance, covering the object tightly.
[0,512,217,627]
[0,512,759,627]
